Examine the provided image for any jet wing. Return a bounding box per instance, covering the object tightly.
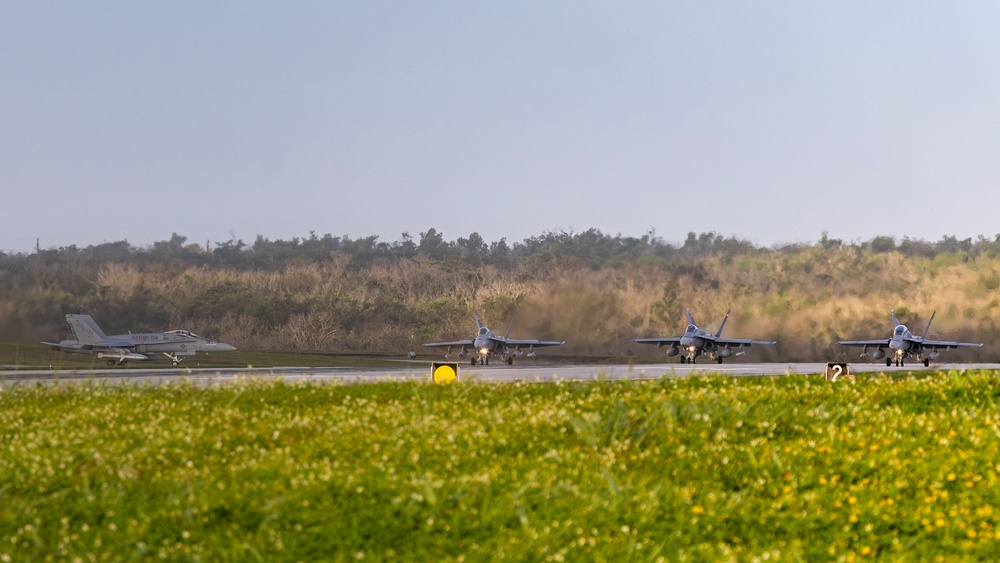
[41,339,135,350]
[630,337,683,345]
[837,339,890,347]
[714,338,776,346]
[498,338,565,347]
[919,339,984,350]
[96,339,135,348]
[423,340,475,348]
[41,341,78,350]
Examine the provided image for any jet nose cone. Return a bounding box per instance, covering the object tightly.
[213,342,237,352]
[888,340,900,350]
[680,337,694,347]
[474,337,488,348]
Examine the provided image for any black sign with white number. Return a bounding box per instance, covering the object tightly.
[826,362,849,382]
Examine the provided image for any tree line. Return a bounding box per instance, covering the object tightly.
[2,229,1000,361]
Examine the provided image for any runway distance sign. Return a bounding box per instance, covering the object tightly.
[826,362,851,382]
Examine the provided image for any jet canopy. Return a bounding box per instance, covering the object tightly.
[478,327,489,335]
[894,325,907,337]
[165,329,201,338]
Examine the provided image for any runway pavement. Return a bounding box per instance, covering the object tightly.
[1,361,998,386]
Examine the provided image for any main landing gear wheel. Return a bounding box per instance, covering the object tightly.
[679,356,686,364]
[471,357,477,366]
[923,358,930,367]
[507,357,513,365]
[886,358,892,367]
[717,357,724,364]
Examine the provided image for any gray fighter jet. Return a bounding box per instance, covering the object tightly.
[42,314,237,365]
[631,308,776,364]
[838,310,982,367]
[424,312,564,366]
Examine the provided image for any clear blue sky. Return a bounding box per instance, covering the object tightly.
[3,2,999,253]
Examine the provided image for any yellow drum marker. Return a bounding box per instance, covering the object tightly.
[432,362,459,384]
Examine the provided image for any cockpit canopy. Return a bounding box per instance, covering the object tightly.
[893,325,907,337]
[166,329,200,339]
[686,325,697,333]
[478,327,489,336]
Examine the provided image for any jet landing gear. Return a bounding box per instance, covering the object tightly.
[163,352,184,366]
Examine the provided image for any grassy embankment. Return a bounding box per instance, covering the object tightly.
[4,371,1000,560]
[8,242,1000,361]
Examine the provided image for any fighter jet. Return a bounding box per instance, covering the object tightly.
[837,310,982,367]
[423,312,564,366]
[42,314,237,365]
[631,308,776,364]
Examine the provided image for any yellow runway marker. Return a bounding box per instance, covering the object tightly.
[432,362,458,384]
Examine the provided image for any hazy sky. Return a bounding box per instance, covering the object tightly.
[3,2,1000,253]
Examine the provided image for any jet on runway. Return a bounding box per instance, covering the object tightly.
[838,310,982,367]
[43,314,237,365]
[424,312,564,365]
[631,308,776,364]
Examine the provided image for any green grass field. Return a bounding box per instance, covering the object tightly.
[0,342,405,370]
[3,371,1000,561]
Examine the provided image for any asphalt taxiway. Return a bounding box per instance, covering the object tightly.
[1,362,998,386]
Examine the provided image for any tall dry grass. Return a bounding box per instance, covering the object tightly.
[4,246,999,360]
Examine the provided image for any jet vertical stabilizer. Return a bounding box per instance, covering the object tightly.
[67,314,108,344]
[920,311,937,339]
[715,309,731,338]
[504,310,519,339]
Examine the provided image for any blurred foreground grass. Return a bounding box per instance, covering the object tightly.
[3,371,1000,560]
